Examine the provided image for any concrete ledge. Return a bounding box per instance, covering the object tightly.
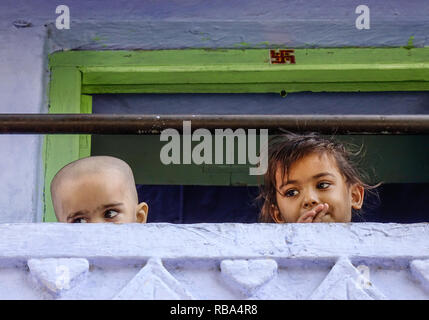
[0,223,428,299]
[1,223,428,260]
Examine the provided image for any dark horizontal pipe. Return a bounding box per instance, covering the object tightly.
[1,114,429,134]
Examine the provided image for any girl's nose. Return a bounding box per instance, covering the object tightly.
[303,200,318,209]
[302,190,319,209]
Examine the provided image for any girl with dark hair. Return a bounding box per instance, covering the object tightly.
[259,133,377,223]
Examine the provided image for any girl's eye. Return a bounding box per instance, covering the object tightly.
[104,210,119,219]
[284,189,299,197]
[73,217,88,223]
[318,182,331,189]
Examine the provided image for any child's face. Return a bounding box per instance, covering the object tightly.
[54,170,148,223]
[272,152,364,223]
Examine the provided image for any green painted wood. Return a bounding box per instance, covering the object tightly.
[82,82,429,94]
[49,48,429,68]
[48,48,429,93]
[91,135,231,185]
[91,135,429,186]
[334,135,429,184]
[48,67,82,112]
[79,95,92,159]
[43,67,82,222]
[81,66,429,85]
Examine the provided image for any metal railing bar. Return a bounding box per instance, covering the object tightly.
[1,114,429,134]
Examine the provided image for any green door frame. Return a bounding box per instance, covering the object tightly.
[44,48,429,221]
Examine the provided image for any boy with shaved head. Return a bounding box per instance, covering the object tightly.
[51,156,148,223]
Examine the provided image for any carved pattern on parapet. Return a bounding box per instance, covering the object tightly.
[309,257,387,300]
[113,258,194,300]
[220,259,278,297]
[410,259,429,293]
[27,258,89,297]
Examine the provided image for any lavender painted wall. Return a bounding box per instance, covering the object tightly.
[0,26,48,222]
[2,0,428,50]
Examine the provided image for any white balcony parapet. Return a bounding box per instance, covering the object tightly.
[0,222,428,300]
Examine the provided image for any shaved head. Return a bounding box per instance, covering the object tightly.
[51,156,140,222]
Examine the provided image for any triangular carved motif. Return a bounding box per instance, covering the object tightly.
[113,258,193,300]
[27,258,89,296]
[410,259,429,292]
[309,257,386,300]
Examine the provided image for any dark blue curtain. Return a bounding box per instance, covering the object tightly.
[138,183,429,223]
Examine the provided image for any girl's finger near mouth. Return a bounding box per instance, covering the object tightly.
[313,203,330,223]
[297,206,322,223]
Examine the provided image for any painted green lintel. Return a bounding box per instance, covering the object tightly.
[82,81,429,94]
[80,65,429,86]
[49,48,429,68]
[48,48,429,93]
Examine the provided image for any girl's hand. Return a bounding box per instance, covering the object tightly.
[313,203,329,223]
[297,203,329,223]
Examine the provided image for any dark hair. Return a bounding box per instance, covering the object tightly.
[258,132,379,222]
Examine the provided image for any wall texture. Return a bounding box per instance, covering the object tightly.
[0,26,48,222]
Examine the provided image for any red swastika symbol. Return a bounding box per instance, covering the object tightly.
[270,49,296,64]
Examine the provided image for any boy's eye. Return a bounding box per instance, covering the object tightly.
[318,182,331,189]
[104,210,119,219]
[284,189,299,197]
[72,217,88,223]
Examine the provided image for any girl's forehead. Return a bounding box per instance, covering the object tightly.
[274,152,342,181]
